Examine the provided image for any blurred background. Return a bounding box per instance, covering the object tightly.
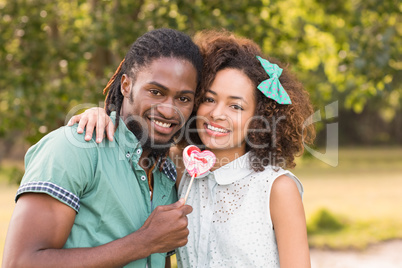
[0,0,401,267]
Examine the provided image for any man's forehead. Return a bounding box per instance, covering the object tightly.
[135,57,197,91]
[143,57,190,71]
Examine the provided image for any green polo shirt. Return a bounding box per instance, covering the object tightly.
[16,112,178,268]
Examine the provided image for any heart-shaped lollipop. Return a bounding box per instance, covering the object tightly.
[183,145,216,177]
[182,145,216,202]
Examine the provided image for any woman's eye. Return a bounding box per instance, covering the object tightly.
[231,104,244,110]
[203,97,214,103]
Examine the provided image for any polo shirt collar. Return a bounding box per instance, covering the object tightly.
[110,111,143,158]
[110,112,176,182]
[211,152,254,185]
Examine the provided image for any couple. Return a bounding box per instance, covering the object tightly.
[3,28,314,267]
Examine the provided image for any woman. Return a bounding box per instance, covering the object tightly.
[70,30,315,267]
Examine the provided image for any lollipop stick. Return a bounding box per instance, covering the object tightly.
[184,173,196,203]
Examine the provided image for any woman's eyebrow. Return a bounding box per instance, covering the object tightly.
[207,89,248,104]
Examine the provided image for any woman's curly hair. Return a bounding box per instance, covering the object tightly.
[180,30,315,171]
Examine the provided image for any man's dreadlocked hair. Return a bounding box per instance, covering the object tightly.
[103,28,203,130]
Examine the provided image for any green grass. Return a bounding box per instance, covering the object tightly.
[307,217,402,250]
[1,146,401,264]
[0,182,18,264]
[294,146,402,250]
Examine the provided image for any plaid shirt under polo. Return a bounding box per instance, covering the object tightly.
[160,156,177,182]
[16,112,178,268]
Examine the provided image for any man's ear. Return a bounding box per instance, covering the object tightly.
[121,74,131,97]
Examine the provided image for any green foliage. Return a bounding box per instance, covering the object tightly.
[307,208,345,234]
[0,165,24,185]
[0,0,401,145]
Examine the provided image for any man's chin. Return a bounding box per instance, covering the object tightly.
[125,119,178,154]
[141,139,172,156]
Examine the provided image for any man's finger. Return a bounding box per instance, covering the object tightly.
[181,204,193,215]
[158,198,185,211]
[172,198,185,208]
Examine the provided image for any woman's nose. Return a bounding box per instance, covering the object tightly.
[210,105,226,121]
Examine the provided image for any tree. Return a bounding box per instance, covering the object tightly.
[0,0,401,149]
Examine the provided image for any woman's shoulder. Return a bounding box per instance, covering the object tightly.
[255,165,303,197]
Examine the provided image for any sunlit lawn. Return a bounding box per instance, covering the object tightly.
[1,147,401,264]
[294,146,402,250]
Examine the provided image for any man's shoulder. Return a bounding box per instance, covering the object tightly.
[26,125,101,164]
[20,125,102,210]
[39,125,99,150]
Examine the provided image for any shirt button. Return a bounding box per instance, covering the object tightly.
[141,175,146,181]
[126,153,130,158]
[136,149,141,154]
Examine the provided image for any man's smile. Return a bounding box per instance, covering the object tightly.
[148,115,180,135]
[153,120,172,128]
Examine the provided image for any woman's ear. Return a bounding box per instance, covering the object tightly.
[121,74,131,97]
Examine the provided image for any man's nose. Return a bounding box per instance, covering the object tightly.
[156,101,177,119]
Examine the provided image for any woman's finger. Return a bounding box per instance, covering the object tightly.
[83,115,96,141]
[67,114,82,127]
[76,116,88,134]
[106,120,115,142]
[95,114,106,143]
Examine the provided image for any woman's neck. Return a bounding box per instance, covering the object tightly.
[210,146,246,171]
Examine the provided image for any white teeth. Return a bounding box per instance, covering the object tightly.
[154,120,171,128]
[207,124,229,133]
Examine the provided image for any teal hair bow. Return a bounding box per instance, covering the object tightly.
[256,56,292,105]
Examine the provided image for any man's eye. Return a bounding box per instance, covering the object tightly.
[179,96,191,103]
[150,89,162,96]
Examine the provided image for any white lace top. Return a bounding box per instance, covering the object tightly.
[176,153,303,268]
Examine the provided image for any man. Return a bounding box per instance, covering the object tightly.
[2,28,203,268]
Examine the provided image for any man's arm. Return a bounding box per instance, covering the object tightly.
[3,193,192,268]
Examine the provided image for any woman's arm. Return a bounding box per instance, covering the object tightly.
[67,108,187,187]
[67,107,114,143]
[270,175,311,268]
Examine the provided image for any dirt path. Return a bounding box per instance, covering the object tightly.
[310,240,402,268]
